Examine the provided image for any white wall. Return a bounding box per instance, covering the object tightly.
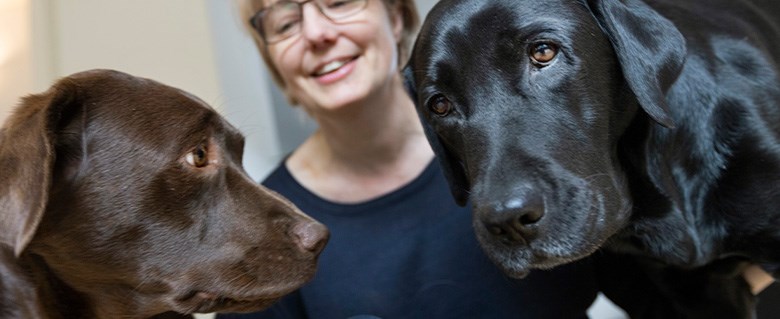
[51,1,221,97]
[0,0,34,119]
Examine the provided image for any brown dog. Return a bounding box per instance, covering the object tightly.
[0,69,329,319]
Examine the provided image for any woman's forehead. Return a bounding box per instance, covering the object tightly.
[254,0,389,9]
[258,0,291,9]
[247,0,270,12]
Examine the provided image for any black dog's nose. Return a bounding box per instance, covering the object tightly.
[481,194,545,246]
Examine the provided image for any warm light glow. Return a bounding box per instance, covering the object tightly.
[0,40,8,67]
[0,0,31,124]
[0,0,26,67]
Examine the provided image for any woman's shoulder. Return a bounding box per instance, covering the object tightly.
[261,160,293,188]
[260,161,312,204]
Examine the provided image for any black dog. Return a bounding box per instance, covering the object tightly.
[0,70,329,318]
[405,0,778,316]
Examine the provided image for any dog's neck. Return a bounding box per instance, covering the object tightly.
[612,99,750,267]
[13,251,192,319]
[15,252,95,319]
[610,106,717,266]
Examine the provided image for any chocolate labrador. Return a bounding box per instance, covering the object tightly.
[405,0,778,316]
[0,69,329,319]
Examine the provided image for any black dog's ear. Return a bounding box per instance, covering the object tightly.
[403,66,471,206]
[0,78,82,256]
[587,0,685,128]
[402,64,418,103]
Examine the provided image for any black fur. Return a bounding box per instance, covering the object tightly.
[404,0,779,316]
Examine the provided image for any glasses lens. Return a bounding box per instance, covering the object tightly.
[319,0,368,19]
[252,0,368,44]
[260,1,302,43]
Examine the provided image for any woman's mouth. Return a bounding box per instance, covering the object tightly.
[312,56,358,84]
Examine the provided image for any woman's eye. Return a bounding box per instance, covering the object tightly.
[325,0,359,10]
[428,94,453,116]
[328,0,348,8]
[186,144,209,168]
[273,17,300,35]
[529,42,558,66]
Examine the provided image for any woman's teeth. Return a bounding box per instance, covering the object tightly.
[315,59,349,76]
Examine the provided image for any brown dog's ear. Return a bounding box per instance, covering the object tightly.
[0,79,80,256]
[586,0,685,128]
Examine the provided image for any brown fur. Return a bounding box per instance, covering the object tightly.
[0,69,328,319]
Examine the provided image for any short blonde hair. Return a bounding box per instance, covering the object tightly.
[239,0,420,91]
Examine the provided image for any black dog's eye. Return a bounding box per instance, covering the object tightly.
[186,144,209,168]
[529,42,558,66]
[428,94,453,116]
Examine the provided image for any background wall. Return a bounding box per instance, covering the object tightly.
[0,0,34,118]
[0,0,624,317]
[0,0,281,180]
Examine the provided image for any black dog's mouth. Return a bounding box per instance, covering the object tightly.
[476,237,593,279]
[473,198,620,278]
[476,215,616,279]
[470,170,632,278]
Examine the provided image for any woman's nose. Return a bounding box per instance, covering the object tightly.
[300,4,338,45]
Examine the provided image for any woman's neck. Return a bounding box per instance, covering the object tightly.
[286,76,434,202]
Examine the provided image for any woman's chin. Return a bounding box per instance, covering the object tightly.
[310,88,371,111]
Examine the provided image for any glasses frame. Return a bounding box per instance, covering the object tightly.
[248,0,369,44]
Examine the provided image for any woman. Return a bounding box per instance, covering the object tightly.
[216,0,601,318]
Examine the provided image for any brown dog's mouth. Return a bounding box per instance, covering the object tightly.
[176,290,286,314]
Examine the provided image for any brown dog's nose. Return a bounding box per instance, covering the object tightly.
[290,221,329,254]
[481,194,545,246]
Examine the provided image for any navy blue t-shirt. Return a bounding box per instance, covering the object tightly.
[218,160,599,319]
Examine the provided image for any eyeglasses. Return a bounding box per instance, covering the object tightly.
[249,0,369,44]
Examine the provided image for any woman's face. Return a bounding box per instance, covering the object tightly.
[264,0,403,112]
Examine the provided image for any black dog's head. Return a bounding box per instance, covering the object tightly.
[404,0,685,277]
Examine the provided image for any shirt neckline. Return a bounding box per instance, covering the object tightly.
[278,158,440,214]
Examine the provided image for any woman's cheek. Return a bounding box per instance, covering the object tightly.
[270,43,301,79]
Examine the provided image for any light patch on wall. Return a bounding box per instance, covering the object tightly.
[0,37,8,67]
[0,0,25,65]
[0,0,32,122]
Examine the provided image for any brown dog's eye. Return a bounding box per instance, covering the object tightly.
[428,94,452,116]
[186,144,209,168]
[529,42,558,66]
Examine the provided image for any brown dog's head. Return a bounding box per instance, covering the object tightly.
[404,0,685,278]
[0,69,328,317]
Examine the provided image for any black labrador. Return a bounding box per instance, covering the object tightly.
[405,0,779,316]
[0,69,329,319]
